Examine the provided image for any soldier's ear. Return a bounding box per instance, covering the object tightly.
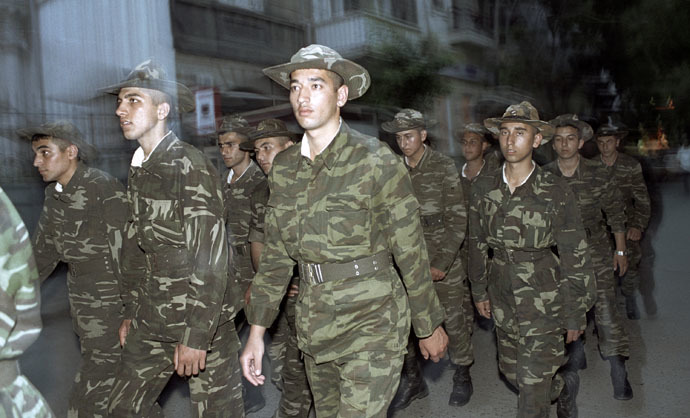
[157,102,171,121]
[532,132,543,148]
[420,129,428,142]
[66,144,79,161]
[336,85,348,108]
[578,139,585,150]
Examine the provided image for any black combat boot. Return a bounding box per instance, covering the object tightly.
[608,355,633,400]
[625,295,640,320]
[389,360,428,411]
[565,338,587,371]
[556,369,579,418]
[448,364,473,406]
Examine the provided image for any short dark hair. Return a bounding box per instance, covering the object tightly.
[325,71,344,91]
[554,123,582,139]
[31,134,72,151]
[148,89,173,108]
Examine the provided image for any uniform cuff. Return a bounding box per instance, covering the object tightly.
[181,327,212,350]
[246,304,280,328]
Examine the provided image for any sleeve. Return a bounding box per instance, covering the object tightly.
[553,184,596,331]
[31,197,61,283]
[629,162,651,231]
[248,187,266,244]
[429,161,466,273]
[246,178,297,327]
[180,163,229,349]
[467,179,490,303]
[601,170,626,233]
[373,155,445,339]
[0,190,42,359]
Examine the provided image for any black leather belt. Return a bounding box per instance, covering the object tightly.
[298,251,392,284]
[493,248,552,263]
[420,213,444,228]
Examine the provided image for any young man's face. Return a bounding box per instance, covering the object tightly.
[461,132,488,162]
[115,87,165,141]
[254,136,294,174]
[596,135,620,159]
[395,128,426,160]
[552,126,584,160]
[32,137,76,184]
[289,69,347,132]
[218,132,249,169]
[498,122,542,164]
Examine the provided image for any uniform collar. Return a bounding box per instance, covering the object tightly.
[227,160,256,184]
[405,144,428,169]
[131,130,174,167]
[502,160,537,190]
[299,118,346,170]
[52,161,87,200]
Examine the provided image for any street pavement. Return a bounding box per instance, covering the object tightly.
[18,179,690,417]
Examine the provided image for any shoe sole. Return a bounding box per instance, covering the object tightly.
[390,387,429,411]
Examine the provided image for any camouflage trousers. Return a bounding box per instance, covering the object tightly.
[0,361,54,418]
[66,270,122,418]
[108,319,243,417]
[589,240,629,358]
[268,308,289,387]
[461,277,475,336]
[304,350,403,418]
[619,238,642,297]
[495,327,565,418]
[275,294,313,418]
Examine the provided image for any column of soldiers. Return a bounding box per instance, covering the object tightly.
[4,43,651,418]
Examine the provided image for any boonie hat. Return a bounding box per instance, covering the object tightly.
[455,123,496,143]
[263,44,370,100]
[240,119,299,151]
[381,109,431,133]
[549,114,594,142]
[17,120,95,162]
[101,59,195,113]
[217,114,253,137]
[596,116,629,138]
[484,101,554,143]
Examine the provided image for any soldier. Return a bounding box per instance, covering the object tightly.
[18,120,126,417]
[102,59,242,416]
[240,44,448,417]
[595,119,651,320]
[0,186,55,418]
[381,109,473,410]
[544,114,633,400]
[240,119,313,417]
[469,102,596,418]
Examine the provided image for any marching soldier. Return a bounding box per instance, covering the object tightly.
[240,44,448,417]
[470,102,596,418]
[240,119,313,417]
[595,119,651,320]
[19,120,125,417]
[544,114,633,400]
[103,59,242,416]
[381,109,474,410]
[0,186,55,418]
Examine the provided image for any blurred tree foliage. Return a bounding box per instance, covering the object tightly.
[360,35,454,112]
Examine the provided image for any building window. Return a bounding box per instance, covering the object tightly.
[391,0,417,24]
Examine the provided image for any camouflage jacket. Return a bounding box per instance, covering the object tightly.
[406,147,466,273]
[459,158,500,265]
[599,152,651,231]
[123,132,228,350]
[543,157,626,243]
[246,122,445,363]
[32,163,127,311]
[223,160,266,247]
[468,163,595,334]
[0,187,42,365]
[248,178,269,245]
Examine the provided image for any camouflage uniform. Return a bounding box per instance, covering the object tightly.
[249,179,312,417]
[32,162,126,417]
[468,164,595,418]
[247,122,446,417]
[224,160,266,295]
[544,157,629,358]
[0,187,55,418]
[404,146,472,366]
[600,153,651,298]
[109,132,243,417]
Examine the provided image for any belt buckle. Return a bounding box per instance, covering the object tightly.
[302,263,323,284]
[505,249,515,263]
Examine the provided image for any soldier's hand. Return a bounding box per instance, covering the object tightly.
[613,253,628,276]
[418,326,448,363]
[244,283,252,306]
[475,300,491,319]
[627,227,642,241]
[241,326,267,386]
[565,329,584,344]
[174,344,207,377]
[118,319,132,347]
[430,267,446,282]
[286,283,299,297]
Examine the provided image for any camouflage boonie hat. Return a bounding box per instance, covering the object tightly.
[455,123,496,143]
[217,114,253,137]
[549,114,594,142]
[381,109,432,133]
[17,120,96,162]
[596,116,628,138]
[263,44,370,100]
[240,119,299,151]
[484,101,554,143]
[101,59,195,113]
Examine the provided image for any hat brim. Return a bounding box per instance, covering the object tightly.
[240,131,300,151]
[381,121,427,133]
[549,118,594,142]
[101,79,195,113]
[17,126,96,162]
[596,129,629,139]
[263,58,370,100]
[484,117,554,143]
